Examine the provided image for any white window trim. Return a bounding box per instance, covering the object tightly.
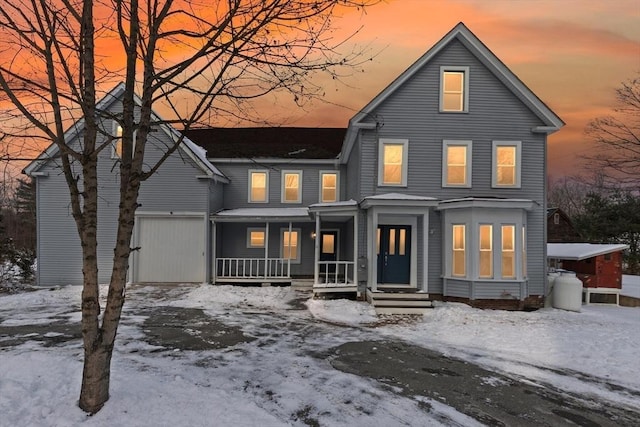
[492,141,522,188]
[319,170,340,203]
[281,170,303,204]
[377,138,409,187]
[280,228,301,264]
[442,140,472,188]
[439,66,470,113]
[248,169,269,203]
[246,227,266,249]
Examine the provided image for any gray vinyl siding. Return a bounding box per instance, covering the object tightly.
[444,279,470,298]
[214,163,340,209]
[345,137,361,201]
[354,39,548,298]
[34,103,209,286]
[428,210,443,294]
[209,180,225,212]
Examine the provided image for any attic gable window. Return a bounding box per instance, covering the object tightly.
[440,67,469,113]
[249,170,268,203]
[111,121,137,159]
[112,123,123,159]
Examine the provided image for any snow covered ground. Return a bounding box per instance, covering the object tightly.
[1,283,639,426]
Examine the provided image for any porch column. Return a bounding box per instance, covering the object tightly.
[314,214,320,285]
[211,220,217,284]
[369,209,379,292]
[287,221,292,278]
[264,222,270,279]
[422,212,429,293]
[353,211,358,287]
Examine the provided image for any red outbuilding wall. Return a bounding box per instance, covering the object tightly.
[562,251,623,289]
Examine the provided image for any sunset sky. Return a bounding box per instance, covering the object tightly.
[281,0,640,179]
[2,0,638,181]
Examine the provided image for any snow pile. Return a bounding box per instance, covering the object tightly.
[306,298,377,326]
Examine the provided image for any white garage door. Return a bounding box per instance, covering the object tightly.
[135,215,205,283]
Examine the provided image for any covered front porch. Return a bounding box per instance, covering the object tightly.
[309,201,360,294]
[211,208,313,284]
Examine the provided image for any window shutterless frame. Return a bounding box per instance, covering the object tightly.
[439,66,469,113]
[378,138,409,187]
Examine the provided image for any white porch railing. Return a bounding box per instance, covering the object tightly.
[216,258,289,280]
[317,261,355,286]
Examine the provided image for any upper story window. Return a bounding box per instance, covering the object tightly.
[442,140,472,187]
[378,138,408,187]
[247,228,266,248]
[320,171,339,203]
[282,170,302,203]
[492,141,521,188]
[249,170,268,203]
[440,66,469,113]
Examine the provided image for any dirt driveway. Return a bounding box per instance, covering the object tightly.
[1,284,639,426]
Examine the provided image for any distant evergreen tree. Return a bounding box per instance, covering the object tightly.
[574,191,640,274]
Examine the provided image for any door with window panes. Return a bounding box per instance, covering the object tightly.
[377,225,411,284]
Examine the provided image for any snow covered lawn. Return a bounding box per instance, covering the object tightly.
[1,283,639,426]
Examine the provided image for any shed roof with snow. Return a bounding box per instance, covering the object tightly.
[547,243,629,261]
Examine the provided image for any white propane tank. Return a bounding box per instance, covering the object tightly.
[552,271,583,312]
[545,271,561,308]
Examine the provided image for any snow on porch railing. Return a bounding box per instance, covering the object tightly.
[216,258,289,279]
[317,261,355,286]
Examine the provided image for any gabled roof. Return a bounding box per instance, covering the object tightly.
[340,22,565,164]
[23,83,227,182]
[185,127,345,159]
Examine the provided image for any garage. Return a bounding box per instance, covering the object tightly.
[134,214,206,283]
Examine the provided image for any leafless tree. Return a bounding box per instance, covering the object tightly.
[547,176,592,218]
[582,73,640,189]
[0,0,379,413]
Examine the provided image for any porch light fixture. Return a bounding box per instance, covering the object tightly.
[311,231,317,239]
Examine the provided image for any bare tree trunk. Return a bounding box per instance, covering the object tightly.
[79,344,112,413]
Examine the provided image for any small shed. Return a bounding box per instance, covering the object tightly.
[547,243,629,305]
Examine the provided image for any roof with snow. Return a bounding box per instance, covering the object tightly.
[547,243,629,261]
[212,207,311,222]
[23,83,227,181]
[184,127,346,159]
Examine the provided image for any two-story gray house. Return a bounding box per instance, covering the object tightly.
[25,23,563,313]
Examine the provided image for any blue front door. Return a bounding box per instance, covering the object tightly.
[377,225,411,284]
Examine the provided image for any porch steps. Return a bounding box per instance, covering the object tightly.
[366,289,433,315]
